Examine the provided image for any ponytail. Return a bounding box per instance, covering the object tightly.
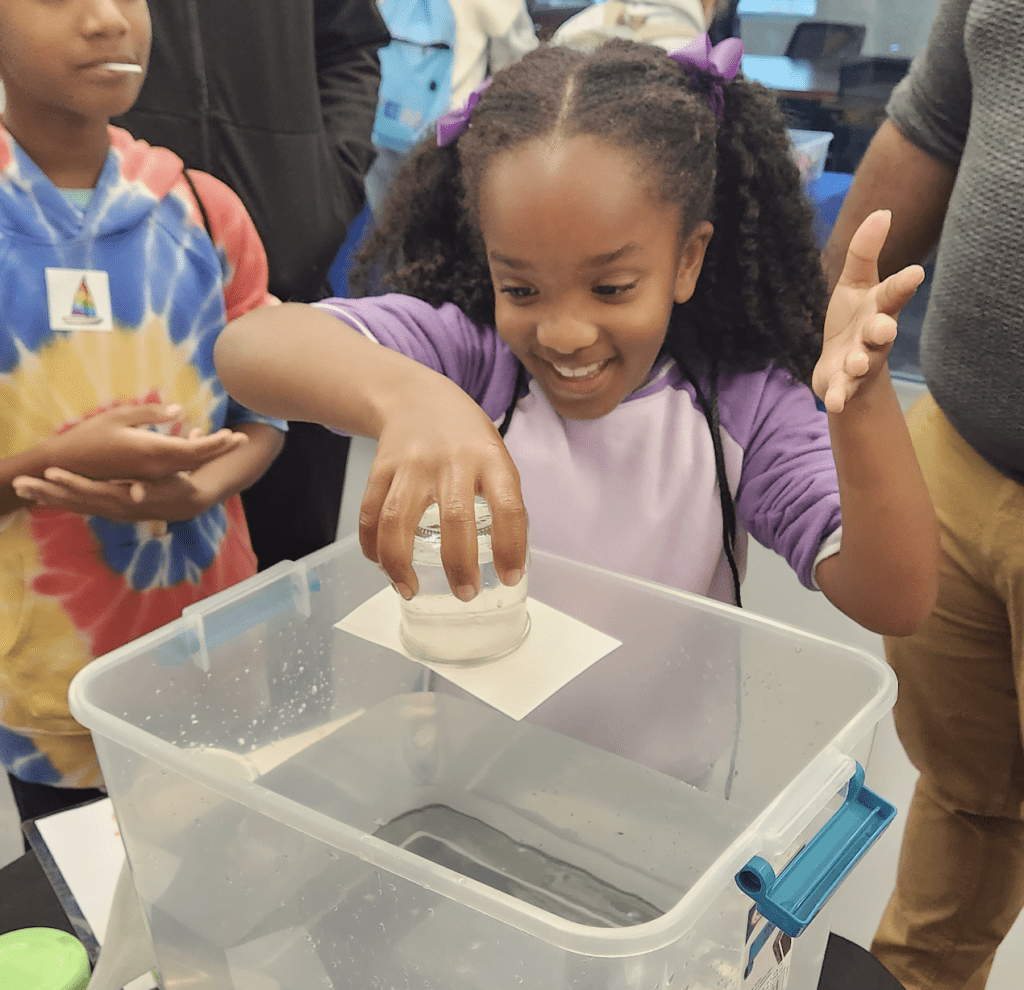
[672,76,827,385]
[350,140,495,327]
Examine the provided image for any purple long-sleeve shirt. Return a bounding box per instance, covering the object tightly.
[317,294,842,603]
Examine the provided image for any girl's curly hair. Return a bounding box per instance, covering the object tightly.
[351,39,827,385]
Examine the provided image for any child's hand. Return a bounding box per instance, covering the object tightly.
[360,378,528,601]
[12,466,215,524]
[46,404,247,481]
[814,210,925,413]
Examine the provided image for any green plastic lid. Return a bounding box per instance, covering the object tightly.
[0,927,91,990]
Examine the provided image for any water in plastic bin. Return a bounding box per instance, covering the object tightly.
[263,693,748,985]
[129,692,752,989]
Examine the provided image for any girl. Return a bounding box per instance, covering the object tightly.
[215,36,937,637]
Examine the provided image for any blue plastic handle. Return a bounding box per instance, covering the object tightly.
[734,763,896,938]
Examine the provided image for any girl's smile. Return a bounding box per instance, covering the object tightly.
[540,355,615,401]
[479,133,712,420]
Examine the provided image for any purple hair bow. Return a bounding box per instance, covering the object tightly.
[667,33,744,122]
[436,78,492,147]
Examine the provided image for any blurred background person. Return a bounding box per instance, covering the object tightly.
[365,0,538,218]
[550,0,729,52]
[823,0,1024,986]
[119,0,390,569]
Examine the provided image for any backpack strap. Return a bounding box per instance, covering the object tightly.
[673,354,743,608]
[181,168,214,241]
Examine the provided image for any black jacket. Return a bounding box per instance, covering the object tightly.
[117,0,389,302]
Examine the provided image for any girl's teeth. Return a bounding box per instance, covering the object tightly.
[553,361,604,378]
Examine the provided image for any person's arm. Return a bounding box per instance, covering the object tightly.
[314,0,390,214]
[822,120,957,290]
[13,422,283,524]
[815,363,939,635]
[0,406,246,517]
[214,303,527,600]
[813,212,939,635]
[822,0,971,290]
[169,421,284,510]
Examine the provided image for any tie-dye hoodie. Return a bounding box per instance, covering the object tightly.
[0,125,284,789]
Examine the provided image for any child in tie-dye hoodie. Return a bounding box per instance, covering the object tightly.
[0,0,285,822]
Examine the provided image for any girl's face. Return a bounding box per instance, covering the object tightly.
[479,134,712,421]
[0,0,150,126]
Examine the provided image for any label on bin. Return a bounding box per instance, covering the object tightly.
[743,904,792,990]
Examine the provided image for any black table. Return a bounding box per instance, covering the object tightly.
[0,851,77,938]
[0,850,905,989]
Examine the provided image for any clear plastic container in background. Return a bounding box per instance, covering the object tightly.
[69,537,896,990]
[788,128,835,186]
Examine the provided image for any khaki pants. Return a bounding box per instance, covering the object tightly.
[873,393,1024,990]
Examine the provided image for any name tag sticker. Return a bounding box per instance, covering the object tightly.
[45,268,114,332]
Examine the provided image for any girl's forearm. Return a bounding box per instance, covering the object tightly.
[816,369,939,635]
[214,303,447,439]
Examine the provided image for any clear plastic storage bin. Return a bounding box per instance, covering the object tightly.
[69,537,896,990]
[788,128,835,186]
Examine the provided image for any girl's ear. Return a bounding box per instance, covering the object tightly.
[674,221,714,304]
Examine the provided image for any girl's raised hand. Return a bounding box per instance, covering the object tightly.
[359,376,527,601]
[46,404,247,481]
[813,210,925,413]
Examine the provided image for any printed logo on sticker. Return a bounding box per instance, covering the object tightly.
[744,904,793,990]
[45,268,114,332]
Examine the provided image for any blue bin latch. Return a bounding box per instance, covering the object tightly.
[735,763,896,938]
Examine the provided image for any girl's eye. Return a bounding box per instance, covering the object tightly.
[593,282,638,297]
[500,286,536,300]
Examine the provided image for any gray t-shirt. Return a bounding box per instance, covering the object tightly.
[887,0,1024,482]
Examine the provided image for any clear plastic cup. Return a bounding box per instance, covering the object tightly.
[399,498,530,665]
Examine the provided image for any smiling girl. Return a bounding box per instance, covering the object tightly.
[215,36,937,637]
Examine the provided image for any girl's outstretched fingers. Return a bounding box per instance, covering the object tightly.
[876,264,926,320]
[817,210,926,414]
[357,465,391,570]
[866,312,899,349]
[837,209,891,288]
[822,371,849,415]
